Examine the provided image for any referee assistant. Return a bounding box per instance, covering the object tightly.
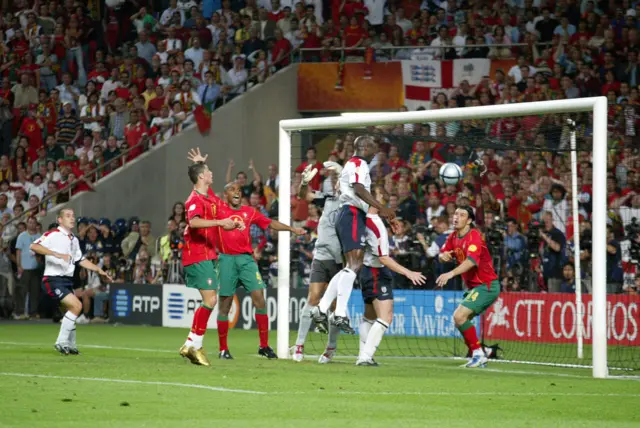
[31,208,113,355]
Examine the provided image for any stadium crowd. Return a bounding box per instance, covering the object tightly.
[1,0,640,321]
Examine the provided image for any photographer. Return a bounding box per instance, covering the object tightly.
[419,216,459,289]
[391,220,423,289]
[504,218,527,273]
[540,211,566,293]
[157,219,183,283]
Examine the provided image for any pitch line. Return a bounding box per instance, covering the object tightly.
[0,372,264,395]
[0,341,175,354]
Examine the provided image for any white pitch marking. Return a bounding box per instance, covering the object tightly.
[0,372,264,395]
[0,341,175,354]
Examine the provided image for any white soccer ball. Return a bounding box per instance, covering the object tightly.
[439,163,464,185]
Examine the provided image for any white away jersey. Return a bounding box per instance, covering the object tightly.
[338,156,371,213]
[313,195,342,263]
[363,214,390,268]
[34,227,84,277]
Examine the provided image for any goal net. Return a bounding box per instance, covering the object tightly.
[276,98,640,377]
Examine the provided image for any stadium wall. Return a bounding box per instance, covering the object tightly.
[41,65,301,229]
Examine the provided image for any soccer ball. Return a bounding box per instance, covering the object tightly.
[439,163,464,185]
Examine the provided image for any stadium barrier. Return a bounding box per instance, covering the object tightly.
[110,284,163,326]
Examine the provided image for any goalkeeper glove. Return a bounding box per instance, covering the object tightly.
[301,164,318,186]
[323,161,343,175]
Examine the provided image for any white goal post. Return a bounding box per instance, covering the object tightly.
[276,97,609,379]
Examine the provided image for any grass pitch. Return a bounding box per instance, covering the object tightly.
[0,323,638,428]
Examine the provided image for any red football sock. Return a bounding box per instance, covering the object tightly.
[255,313,269,348]
[217,318,229,351]
[191,305,213,336]
[461,325,482,353]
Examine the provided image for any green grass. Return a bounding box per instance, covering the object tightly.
[0,324,639,428]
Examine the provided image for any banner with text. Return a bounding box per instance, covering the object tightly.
[482,293,640,346]
[110,284,163,326]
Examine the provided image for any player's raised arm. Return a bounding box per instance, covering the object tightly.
[298,164,318,200]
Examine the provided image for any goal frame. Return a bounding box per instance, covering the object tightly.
[276,97,609,379]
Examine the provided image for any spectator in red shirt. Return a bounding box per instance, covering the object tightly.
[295,147,324,191]
[272,29,293,69]
[124,110,148,161]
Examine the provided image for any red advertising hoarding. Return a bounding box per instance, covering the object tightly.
[482,292,640,346]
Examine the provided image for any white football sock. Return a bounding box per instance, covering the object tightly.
[296,304,315,346]
[184,331,195,348]
[318,274,340,314]
[358,318,374,358]
[57,312,77,345]
[191,333,204,350]
[69,328,77,347]
[327,321,341,350]
[334,268,357,317]
[361,319,389,361]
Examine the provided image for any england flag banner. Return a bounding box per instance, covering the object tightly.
[402,60,453,111]
[453,58,491,87]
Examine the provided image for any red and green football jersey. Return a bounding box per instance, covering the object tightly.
[217,204,272,255]
[183,188,223,266]
[441,228,498,289]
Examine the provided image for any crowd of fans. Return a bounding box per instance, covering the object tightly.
[2,0,640,320]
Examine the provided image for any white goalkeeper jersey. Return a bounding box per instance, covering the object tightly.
[363,214,390,268]
[338,156,371,213]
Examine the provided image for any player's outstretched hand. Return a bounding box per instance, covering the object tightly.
[187,147,208,163]
[301,164,318,185]
[99,269,114,283]
[234,220,246,231]
[439,251,453,262]
[291,227,307,236]
[435,272,454,288]
[379,206,396,221]
[219,218,239,230]
[323,161,343,174]
[406,271,426,286]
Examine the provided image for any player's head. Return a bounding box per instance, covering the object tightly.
[354,135,378,161]
[224,182,242,208]
[188,162,212,186]
[57,208,75,230]
[452,206,474,231]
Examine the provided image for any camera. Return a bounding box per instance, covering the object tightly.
[486,218,506,248]
[625,218,640,263]
[527,221,543,257]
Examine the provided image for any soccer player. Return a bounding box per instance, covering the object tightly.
[216,182,306,359]
[435,206,500,368]
[179,149,243,367]
[357,209,426,366]
[312,136,395,334]
[292,162,344,363]
[30,209,113,355]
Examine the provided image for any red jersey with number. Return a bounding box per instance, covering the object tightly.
[183,188,223,266]
[441,228,497,289]
[216,205,272,255]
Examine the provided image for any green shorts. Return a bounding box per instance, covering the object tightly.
[460,280,500,315]
[218,254,265,297]
[184,260,220,290]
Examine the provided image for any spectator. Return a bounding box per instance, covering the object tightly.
[540,211,566,293]
[14,216,41,320]
[122,220,157,261]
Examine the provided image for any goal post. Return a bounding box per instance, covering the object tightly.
[277,97,609,379]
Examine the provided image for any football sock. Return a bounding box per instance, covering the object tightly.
[189,304,213,350]
[184,331,195,348]
[57,311,77,345]
[361,319,388,360]
[358,317,374,358]
[327,319,341,350]
[296,304,315,346]
[458,320,482,353]
[334,268,357,317]
[217,315,229,351]
[318,275,340,314]
[255,309,269,348]
[69,328,76,347]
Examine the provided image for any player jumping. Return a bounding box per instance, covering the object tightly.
[312,136,395,334]
[436,206,500,368]
[179,148,243,367]
[216,182,306,360]
[292,162,344,363]
[31,209,113,355]
[356,208,426,365]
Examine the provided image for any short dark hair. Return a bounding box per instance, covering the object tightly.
[57,208,73,219]
[188,162,207,184]
[457,205,475,223]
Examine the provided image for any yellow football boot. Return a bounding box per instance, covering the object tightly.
[190,347,211,366]
[179,345,196,363]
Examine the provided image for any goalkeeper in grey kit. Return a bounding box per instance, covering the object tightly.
[292,162,344,363]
